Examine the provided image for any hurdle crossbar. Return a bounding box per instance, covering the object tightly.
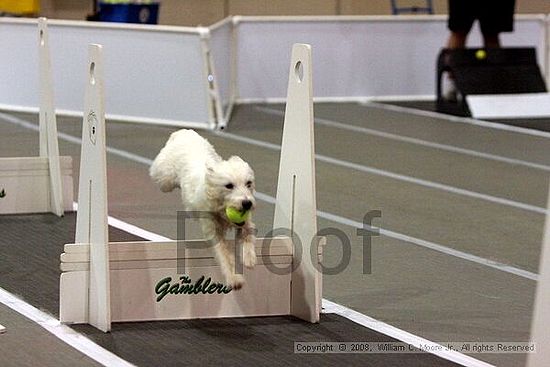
[59,43,322,331]
[0,18,72,216]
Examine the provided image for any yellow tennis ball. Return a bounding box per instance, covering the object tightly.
[475,49,487,60]
[225,207,250,225]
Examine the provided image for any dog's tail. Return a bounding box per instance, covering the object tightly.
[149,137,179,193]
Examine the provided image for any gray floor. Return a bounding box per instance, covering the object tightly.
[0,304,102,367]
[1,102,549,367]
[385,100,550,132]
[0,214,460,367]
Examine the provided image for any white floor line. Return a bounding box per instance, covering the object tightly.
[1,112,539,279]
[3,111,546,215]
[0,112,153,166]
[365,101,550,139]
[107,215,171,241]
[107,218,170,242]
[322,299,495,367]
[0,287,135,367]
[255,106,550,173]
[217,130,548,215]
[72,202,171,242]
[254,192,538,281]
[104,214,495,367]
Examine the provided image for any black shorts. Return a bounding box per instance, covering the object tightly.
[448,0,516,35]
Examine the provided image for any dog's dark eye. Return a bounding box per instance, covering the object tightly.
[225,183,234,190]
[246,181,253,188]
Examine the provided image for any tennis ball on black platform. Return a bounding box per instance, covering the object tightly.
[475,49,487,60]
[225,207,250,225]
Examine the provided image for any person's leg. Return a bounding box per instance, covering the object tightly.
[443,0,474,101]
[479,0,515,48]
[482,33,500,48]
[443,30,468,101]
[447,0,474,49]
[447,30,468,49]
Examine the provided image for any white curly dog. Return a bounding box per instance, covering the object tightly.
[150,129,256,290]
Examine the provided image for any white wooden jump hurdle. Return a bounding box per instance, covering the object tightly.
[527,181,550,367]
[59,43,323,332]
[0,18,72,216]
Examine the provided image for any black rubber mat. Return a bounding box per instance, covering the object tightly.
[0,213,461,367]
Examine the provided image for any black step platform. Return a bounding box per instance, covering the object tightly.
[0,213,462,367]
[436,47,547,116]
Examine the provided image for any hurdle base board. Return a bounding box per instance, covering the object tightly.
[0,156,73,214]
[0,324,5,334]
[60,238,323,324]
[466,93,550,119]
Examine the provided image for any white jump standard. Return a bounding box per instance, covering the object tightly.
[0,18,72,216]
[59,43,323,331]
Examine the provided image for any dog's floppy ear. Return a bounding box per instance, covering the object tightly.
[206,161,215,175]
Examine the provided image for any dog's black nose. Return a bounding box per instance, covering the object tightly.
[242,200,253,211]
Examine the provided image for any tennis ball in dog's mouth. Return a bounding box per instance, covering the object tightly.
[225,207,250,225]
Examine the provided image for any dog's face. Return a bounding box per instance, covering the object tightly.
[206,156,256,214]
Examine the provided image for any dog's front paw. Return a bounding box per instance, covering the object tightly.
[243,245,256,268]
[228,274,245,290]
